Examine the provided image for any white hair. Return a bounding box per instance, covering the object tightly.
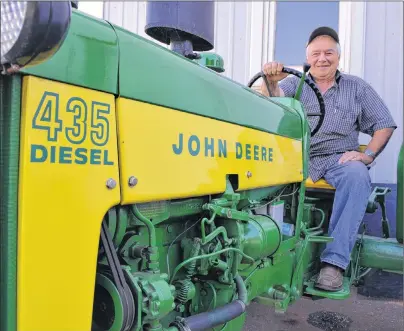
[306,39,341,58]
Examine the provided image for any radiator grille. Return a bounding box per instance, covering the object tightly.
[0,74,21,331]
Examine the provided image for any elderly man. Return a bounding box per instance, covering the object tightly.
[261,26,397,292]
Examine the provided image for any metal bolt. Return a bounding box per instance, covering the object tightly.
[166,225,173,233]
[128,176,138,187]
[246,171,252,178]
[106,178,116,189]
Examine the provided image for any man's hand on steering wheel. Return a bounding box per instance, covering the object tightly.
[262,62,289,82]
[247,62,326,138]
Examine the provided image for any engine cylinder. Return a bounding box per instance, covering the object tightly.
[242,215,281,262]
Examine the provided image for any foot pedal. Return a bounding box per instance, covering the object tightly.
[304,276,351,300]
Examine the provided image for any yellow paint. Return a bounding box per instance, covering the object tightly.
[116,98,303,204]
[305,146,367,191]
[18,76,120,331]
[305,178,335,190]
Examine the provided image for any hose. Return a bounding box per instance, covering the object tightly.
[234,275,248,303]
[306,207,326,232]
[131,205,156,247]
[170,275,248,331]
[177,239,201,303]
[169,248,255,284]
[130,205,159,271]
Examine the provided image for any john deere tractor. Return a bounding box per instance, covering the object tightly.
[1,2,402,331]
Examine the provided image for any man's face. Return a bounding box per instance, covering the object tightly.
[306,36,339,79]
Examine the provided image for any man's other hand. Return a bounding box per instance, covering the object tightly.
[338,151,374,165]
[263,62,289,82]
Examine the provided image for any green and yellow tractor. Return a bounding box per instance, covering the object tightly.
[1,2,402,331]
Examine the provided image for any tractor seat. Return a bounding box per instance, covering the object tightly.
[305,177,335,190]
[305,145,367,191]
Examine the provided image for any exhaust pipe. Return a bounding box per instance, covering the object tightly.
[170,275,248,331]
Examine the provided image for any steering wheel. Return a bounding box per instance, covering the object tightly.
[247,64,325,137]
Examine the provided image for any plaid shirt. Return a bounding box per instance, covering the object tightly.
[279,70,397,182]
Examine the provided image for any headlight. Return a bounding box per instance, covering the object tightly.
[1,1,71,72]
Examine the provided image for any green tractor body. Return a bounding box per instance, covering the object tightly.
[1,2,402,331]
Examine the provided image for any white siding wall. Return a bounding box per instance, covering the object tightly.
[103,1,156,43]
[361,1,403,184]
[79,1,403,184]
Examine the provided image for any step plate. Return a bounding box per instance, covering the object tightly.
[304,277,351,300]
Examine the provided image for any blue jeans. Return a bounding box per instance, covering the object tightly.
[320,160,372,270]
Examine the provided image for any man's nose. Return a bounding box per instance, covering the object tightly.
[318,52,327,61]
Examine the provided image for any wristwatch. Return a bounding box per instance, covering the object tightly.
[364,148,376,159]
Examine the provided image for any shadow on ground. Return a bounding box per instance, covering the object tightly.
[357,270,403,301]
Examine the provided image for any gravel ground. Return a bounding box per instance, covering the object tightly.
[243,272,403,331]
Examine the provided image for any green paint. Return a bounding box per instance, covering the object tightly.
[92,273,125,331]
[396,144,403,244]
[358,235,403,272]
[20,10,119,94]
[193,52,225,73]
[132,272,175,323]
[19,10,302,139]
[0,75,21,331]
[134,198,208,225]
[304,277,351,300]
[112,24,303,140]
[242,215,281,260]
[246,254,295,309]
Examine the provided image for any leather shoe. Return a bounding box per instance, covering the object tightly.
[315,264,343,292]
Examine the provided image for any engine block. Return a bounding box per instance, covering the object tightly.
[92,182,290,330]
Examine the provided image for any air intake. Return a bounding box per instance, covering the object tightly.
[145,0,215,59]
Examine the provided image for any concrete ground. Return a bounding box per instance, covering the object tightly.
[243,271,403,331]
